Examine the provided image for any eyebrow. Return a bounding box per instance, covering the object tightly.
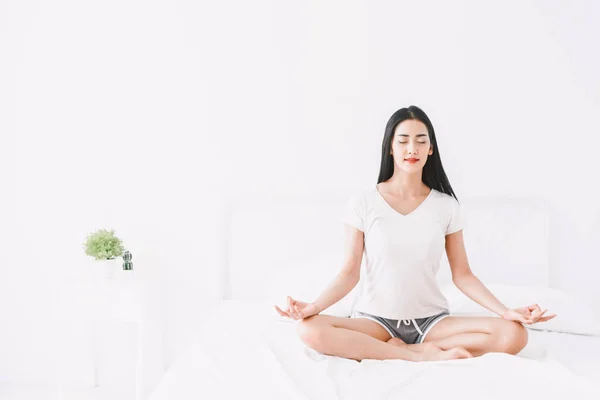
[397,134,428,137]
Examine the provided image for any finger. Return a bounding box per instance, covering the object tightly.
[530,307,544,319]
[291,299,303,319]
[528,304,541,314]
[274,305,290,318]
[538,314,557,322]
[287,297,297,317]
[290,297,300,312]
[288,299,300,319]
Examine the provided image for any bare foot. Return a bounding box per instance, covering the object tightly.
[387,338,408,348]
[409,342,441,353]
[388,338,433,352]
[441,347,473,360]
[388,339,473,361]
[419,345,473,361]
[389,339,443,354]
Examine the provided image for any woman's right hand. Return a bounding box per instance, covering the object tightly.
[274,296,320,320]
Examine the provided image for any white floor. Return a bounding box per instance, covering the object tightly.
[0,384,134,400]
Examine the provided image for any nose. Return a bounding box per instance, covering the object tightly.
[406,142,418,154]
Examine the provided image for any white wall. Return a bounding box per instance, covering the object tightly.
[1,0,599,395]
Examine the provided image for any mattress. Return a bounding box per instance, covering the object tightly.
[149,300,600,400]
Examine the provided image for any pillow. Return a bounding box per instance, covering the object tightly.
[441,283,600,336]
[269,253,363,318]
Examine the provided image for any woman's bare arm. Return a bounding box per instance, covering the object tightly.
[312,224,364,313]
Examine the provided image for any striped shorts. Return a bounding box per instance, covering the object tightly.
[350,310,450,344]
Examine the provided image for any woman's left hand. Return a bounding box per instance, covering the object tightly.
[502,304,557,325]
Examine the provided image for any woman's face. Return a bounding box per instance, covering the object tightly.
[390,119,433,173]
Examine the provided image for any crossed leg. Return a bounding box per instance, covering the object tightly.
[296,314,472,362]
[386,316,528,357]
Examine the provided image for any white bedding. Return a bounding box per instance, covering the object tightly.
[527,329,600,382]
[150,300,600,400]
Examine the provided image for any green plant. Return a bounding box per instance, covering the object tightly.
[84,229,125,261]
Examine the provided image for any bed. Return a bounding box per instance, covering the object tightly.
[149,191,600,399]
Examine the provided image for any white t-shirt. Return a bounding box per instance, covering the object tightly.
[342,185,463,320]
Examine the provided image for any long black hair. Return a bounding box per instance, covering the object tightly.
[377,105,458,201]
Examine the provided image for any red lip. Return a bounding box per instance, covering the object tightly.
[404,158,419,162]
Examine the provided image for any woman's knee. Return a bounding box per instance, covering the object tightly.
[296,315,329,349]
[496,321,528,354]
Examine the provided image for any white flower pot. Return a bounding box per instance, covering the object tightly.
[94,257,121,280]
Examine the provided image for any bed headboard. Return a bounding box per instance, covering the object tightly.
[223,193,551,301]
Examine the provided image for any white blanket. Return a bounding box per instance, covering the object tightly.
[150,302,600,400]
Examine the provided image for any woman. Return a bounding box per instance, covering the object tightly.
[275,105,556,362]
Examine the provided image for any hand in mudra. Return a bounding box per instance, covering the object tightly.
[502,304,557,325]
[274,296,319,320]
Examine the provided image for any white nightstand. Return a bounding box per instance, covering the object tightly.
[91,269,144,400]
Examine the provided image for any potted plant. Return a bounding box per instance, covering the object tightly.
[84,229,125,279]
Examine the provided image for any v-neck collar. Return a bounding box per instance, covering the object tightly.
[374,184,434,217]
